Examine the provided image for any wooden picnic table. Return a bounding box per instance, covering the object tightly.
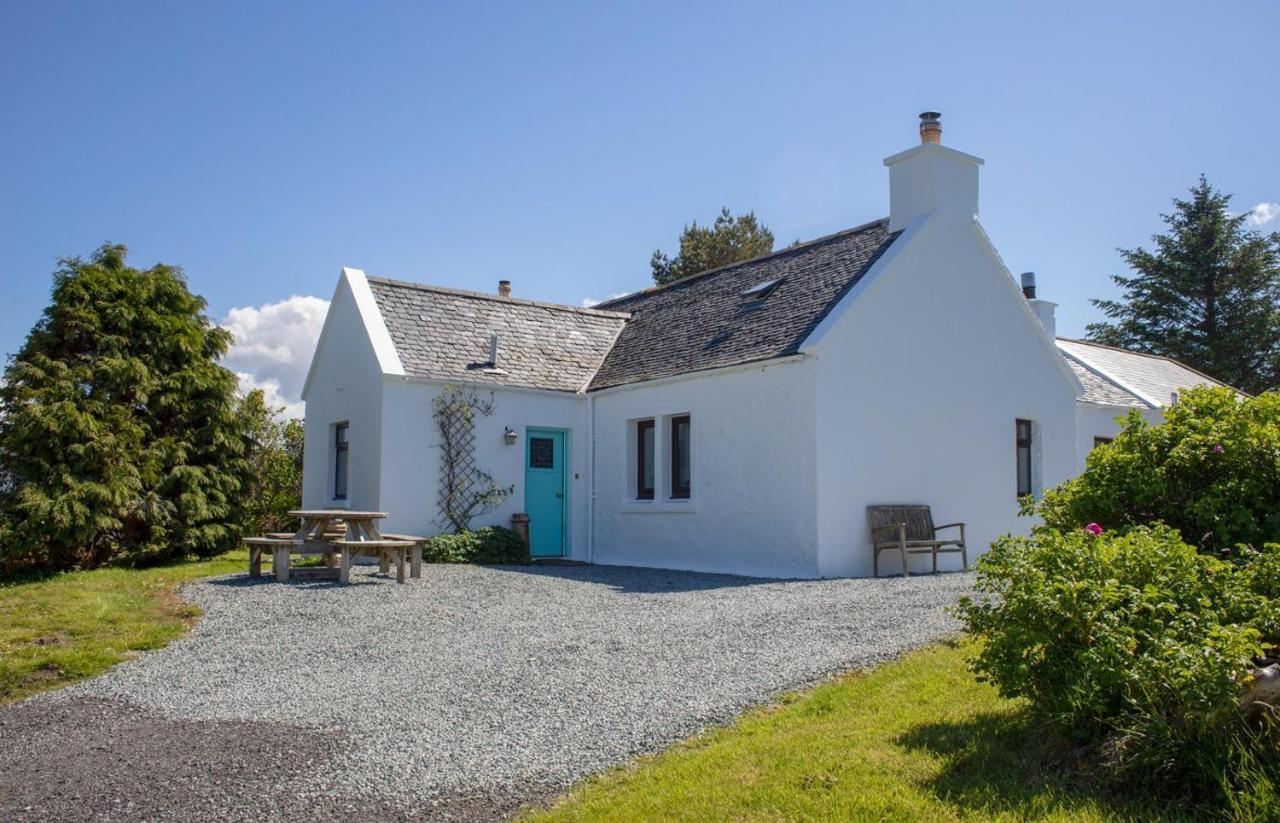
[245,510,422,584]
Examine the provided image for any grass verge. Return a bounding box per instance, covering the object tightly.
[528,640,1201,822]
[0,552,242,703]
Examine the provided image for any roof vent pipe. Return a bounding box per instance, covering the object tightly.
[919,111,942,144]
[498,280,512,298]
[1020,272,1037,299]
[488,333,499,366]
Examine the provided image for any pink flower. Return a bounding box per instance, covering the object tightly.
[1084,522,1104,536]
[1211,444,1225,454]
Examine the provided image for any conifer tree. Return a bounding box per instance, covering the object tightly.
[1087,177,1280,394]
[651,208,775,285]
[0,244,251,571]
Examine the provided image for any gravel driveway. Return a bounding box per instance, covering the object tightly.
[1,564,971,821]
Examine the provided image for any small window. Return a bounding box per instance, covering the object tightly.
[636,419,655,500]
[529,436,555,469]
[1015,419,1033,498]
[1093,436,1113,449]
[741,278,782,299]
[670,415,691,499]
[334,422,349,500]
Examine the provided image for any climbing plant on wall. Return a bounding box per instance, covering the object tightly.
[432,384,512,533]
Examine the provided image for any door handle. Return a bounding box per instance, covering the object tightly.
[555,492,564,498]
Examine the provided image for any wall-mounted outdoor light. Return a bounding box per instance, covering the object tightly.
[503,426,518,445]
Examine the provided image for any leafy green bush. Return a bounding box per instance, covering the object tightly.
[421,526,529,565]
[1036,387,1280,553]
[956,525,1280,803]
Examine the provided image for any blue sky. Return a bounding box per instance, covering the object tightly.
[2,2,1276,412]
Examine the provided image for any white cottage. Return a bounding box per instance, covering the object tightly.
[301,113,1230,578]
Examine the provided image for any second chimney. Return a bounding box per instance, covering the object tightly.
[498,279,512,298]
[1021,272,1058,340]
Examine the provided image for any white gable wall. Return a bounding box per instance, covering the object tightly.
[301,274,387,511]
[376,379,592,552]
[590,357,820,578]
[1075,403,1162,471]
[807,214,1079,577]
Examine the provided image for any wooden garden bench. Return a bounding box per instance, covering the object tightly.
[866,504,967,577]
[331,539,417,584]
[244,537,338,582]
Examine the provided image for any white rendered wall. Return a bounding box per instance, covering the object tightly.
[376,380,591,554]
[301,277,386,512]
[808,215,1080,577]
[590,358,820,578]
[1074,403,1163,471]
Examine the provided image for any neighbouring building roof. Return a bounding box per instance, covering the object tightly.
[588,219,899,390]
[1055,338,1231,408]
[367,278,628,393]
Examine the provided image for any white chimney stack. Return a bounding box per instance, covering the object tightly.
[884,111,984,233]
[1021,272,1058,340]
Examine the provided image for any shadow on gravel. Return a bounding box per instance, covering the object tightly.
[203,575,383,590]
[483,562,786,594]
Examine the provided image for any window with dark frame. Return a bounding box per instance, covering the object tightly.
[1015,418,1033,498]
[334,422,349,500]
[636,419,655,500]
[671,414,691,499]
[1093,436,1113,449]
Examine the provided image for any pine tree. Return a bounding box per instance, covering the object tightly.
[1087,177,1280,394]
[651,208,775,285]
[0,244,251,571]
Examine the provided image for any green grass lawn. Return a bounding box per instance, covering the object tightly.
[529,640,1201,822]
[0,552,242,703]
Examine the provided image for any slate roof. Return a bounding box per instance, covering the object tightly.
[587,219,899,390]
[367,278,628,393]
[1055,338,1231,408]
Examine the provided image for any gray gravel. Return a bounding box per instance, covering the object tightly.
[7,564,971,820]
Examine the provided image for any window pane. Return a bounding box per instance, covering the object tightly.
[671,415,690,499]
[637,420,654,499]
[334,447,348,499]
[1015,418,1032,497]
[530,437,554,469]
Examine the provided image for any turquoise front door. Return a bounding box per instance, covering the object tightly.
[524,429,567,557]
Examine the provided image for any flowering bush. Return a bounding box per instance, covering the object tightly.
[1035,387,1280,554]
[957,526,1280,802]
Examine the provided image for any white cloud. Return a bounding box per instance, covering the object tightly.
[1248,202,1279,227]
[581,291,630,308]
[221,295,329,419]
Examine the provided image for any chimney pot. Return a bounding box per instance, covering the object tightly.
[1020,272,1037,299]
[919,111,942,144]
[498,279,512,297]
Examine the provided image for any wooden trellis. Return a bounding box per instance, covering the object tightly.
[433,385,512,532]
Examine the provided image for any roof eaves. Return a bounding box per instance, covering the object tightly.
[366,275,632,320]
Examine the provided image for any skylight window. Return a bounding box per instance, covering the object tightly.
[741,278,782,299]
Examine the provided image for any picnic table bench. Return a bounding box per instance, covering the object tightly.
[245,510,427,584]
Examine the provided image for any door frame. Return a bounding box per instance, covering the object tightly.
[524,427,570,558]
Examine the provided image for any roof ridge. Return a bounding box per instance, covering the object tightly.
[366,276,632,319]
[1056,347,1152,409]
[1056,336,1239,392]
[596,217,890,308]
